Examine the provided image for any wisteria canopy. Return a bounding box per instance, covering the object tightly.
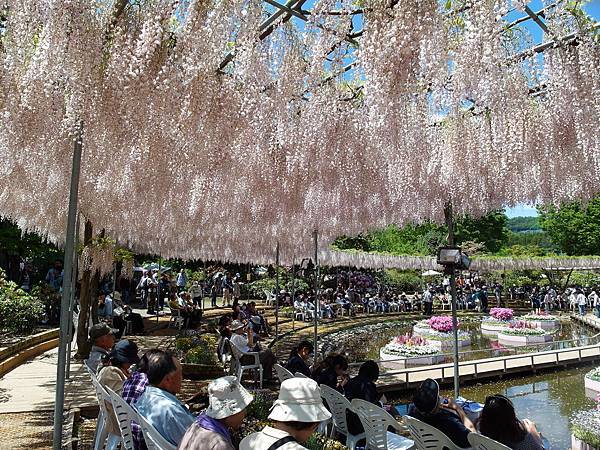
[0,0,598,264]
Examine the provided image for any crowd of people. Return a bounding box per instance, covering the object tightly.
[89,319,545,450]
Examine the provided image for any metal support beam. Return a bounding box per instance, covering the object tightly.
[313,230,319,355]
[53,127,83,450]
[444,201,461,400]
[65,214,80,380]
[275,242,280,339]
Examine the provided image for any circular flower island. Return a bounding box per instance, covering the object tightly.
[497,321,553,346]
[571,409,600,450]
[584,367,600,400]
[481,308,514,335]
[521,313,561,330]
[379,335,445,369]
[413,316,471,350]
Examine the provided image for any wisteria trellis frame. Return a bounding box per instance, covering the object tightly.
[0,0,598,262]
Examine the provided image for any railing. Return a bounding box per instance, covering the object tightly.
[377,342,600,386]
[347,331,600,369]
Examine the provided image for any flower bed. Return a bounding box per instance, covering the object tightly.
[379,335,445,368]
[585,368,600,399]
[412,319,471,349]
[571,409,600,450]
[521,313,560,330]
[481,310,513,335]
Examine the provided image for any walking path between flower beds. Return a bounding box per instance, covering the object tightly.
[571,313,600,331]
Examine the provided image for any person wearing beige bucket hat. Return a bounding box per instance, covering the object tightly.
[179,376,253,450]
[239,378,332,450]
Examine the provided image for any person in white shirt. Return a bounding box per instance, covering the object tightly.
[569,289,578,313]
[577,288,587,316]
[188,281,203,308]
[239,378,331,450]
[229,320,276,381]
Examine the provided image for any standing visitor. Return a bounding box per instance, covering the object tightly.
[423,287,434,315]
[189,280,203,308]
[239,378,331,450]
[211,277,220,308]
[577,288,587,316]
[530,287,541,315]
[233,273,242,303]
[494,282,502,307]
[136,271,150,308]
[179,376,254,450]
[177,269,188,293]
[46,259,64,291]
[222,272,233,307]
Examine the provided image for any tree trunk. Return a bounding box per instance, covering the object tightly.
[89,229,105,325]
[75,220,93,359]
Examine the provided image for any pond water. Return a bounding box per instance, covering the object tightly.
[318,318,599,449]
[390,365,598,450]
[319,318,598,366]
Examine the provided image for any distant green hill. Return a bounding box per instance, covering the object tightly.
[507,216,540,233]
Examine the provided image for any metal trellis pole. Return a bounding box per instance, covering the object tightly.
[53,128,83,450]
[275,242,280,339]
[445,201,461,399]
[65,214,80,380]
[313,230,319,354]
[291,255,296,331]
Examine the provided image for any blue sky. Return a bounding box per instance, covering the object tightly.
[505,204,539,218]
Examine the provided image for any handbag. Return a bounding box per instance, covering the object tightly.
[266,436,296,450]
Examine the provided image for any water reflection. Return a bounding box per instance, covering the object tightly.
[410,366,595,449]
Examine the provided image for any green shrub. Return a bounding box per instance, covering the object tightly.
[180,334,218,365]
[248,278,277,299]
[382,269,423,292]
[0,269,44,333]
[245,391,274,421]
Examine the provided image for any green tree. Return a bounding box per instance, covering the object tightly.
[538,196,600,255]
[455,210,508,253]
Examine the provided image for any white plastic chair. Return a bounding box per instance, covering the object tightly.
[468,433,511,450]
[320,385,365,449]
[274,364,295,383]
[87,367,122,450]
[351,399,414,450]
[106,386,137,450]
[404,415,463,450]
[168,307,185,329]
[136,410,177,450]
[264,290,275,306]
[230,341,263,388]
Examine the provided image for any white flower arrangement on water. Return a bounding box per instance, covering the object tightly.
[381,335,440,357]
[571,409,600,448]
[481,317,513,327]
[501,321,547,336]
[586,367,600,382]
[414,318,469,341]
[522,313,559,321]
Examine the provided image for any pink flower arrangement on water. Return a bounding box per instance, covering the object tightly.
[427,316,460,332]
[509,320,535,329]
[489,308,514,321]
[393,334,428,346]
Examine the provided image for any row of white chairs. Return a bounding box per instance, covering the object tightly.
[274,363,511,450]
[84,362,177,450]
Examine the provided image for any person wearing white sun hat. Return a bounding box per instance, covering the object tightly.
[179,376,253,450]
[239,378,332,450]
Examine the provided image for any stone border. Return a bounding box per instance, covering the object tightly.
[585,376,600,400]
[522,319,560,330]
[0,329,59,377]
[379,349,445,369]
[572,434,599,450]
[497,332,552,347]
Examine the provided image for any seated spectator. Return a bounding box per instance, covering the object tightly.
[98,292,113,319]
[478,394,544,450]
[134,351,195,446]
[239,378,331,450]
[229,320,276,381]
[180,376,253,450]
[87,323,118,373]
[285,340,313,377]
[407,378,475,448]
[247,302,271,334]
[97,340,140,438]
[123,349,162,450]
[312,354,348,392]
[344,360,381,435]
[320,297,335,319]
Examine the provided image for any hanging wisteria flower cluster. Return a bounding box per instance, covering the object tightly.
[0,0,597,264]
